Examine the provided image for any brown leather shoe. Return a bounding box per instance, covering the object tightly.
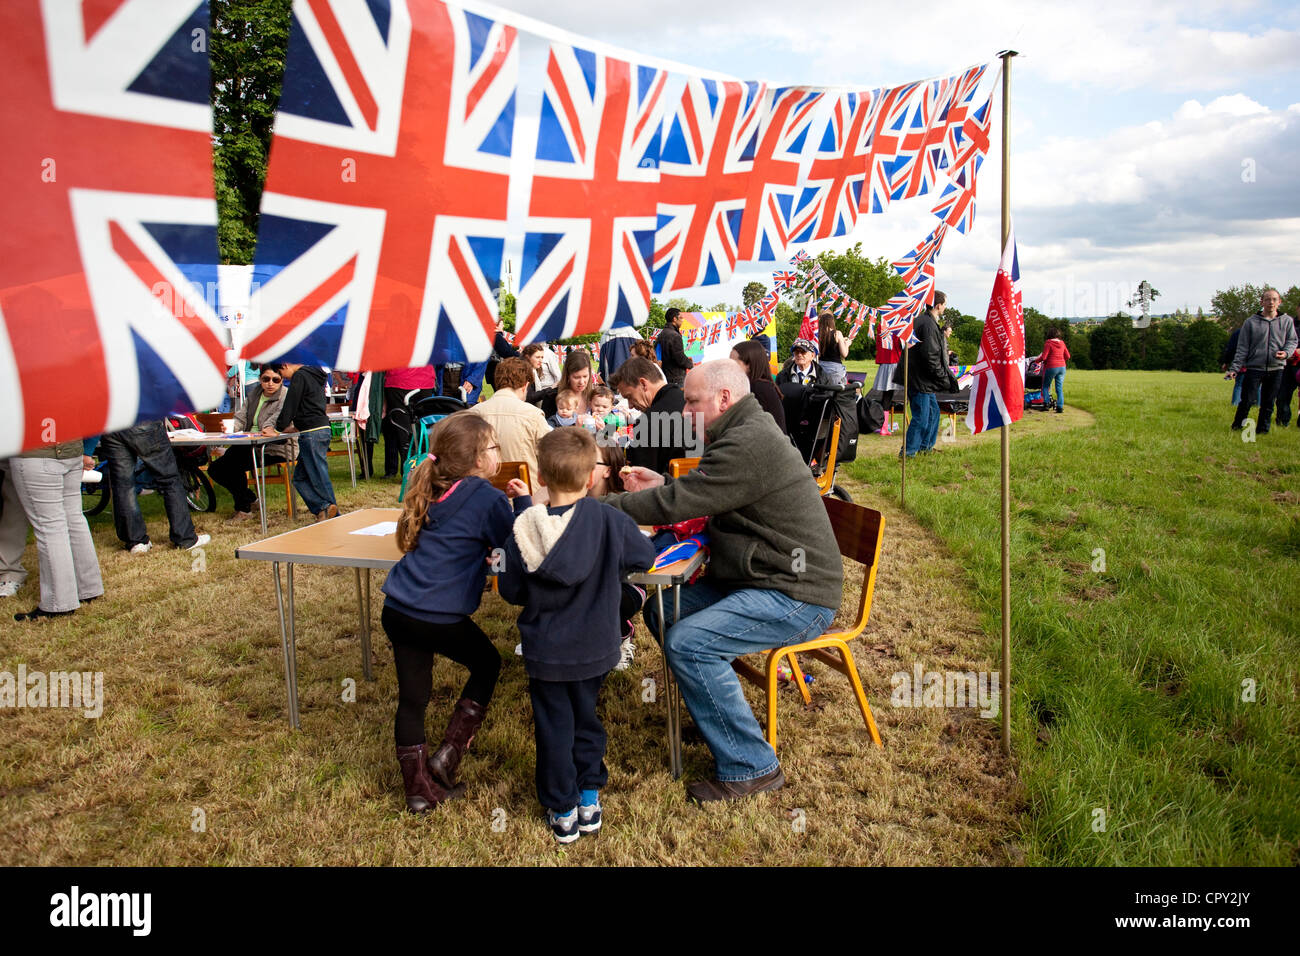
[686,767,785,805]
[396,743,464,813]
[325,504,340,519]
[428,697,487,789]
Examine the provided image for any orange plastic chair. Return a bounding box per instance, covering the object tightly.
[731,496,885,749]
[488,463,531,592]
[668,457,701,478]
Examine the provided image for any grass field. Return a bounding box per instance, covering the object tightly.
[1,367,1295,865]
[842,363,1300,865]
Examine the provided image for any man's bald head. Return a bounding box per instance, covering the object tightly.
[683,359,751,441]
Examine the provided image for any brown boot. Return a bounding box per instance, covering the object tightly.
[396,743,464,813]
[428,698,487,789]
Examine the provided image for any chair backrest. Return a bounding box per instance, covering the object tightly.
[491,461,532,495]
[815,418,841,495]
[822,496,885,635]
[325,403,349,416]
[668,457,701,478]
[194,412,229,433]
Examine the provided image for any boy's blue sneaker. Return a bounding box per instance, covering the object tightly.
[577,796,602,835]
[548,808,580,844]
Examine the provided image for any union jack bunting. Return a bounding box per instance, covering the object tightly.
[725,311,748,337]
[967,225,1024,434]
[887,74,961,202]
[789,89,878,242]
[0,0,225,456]
[735,86,824,262]
[859,81,920,215]
[771,269,802,291]
[931,167,981,234]
[892,223,948,286]
[937,64,988,173]
[706,321,723,345]
[514,43,668,344]
[246,0,517,370]
[948,88,994,187]
[790,249,810,263]
[654,78,765,292]
[750,290,780,328]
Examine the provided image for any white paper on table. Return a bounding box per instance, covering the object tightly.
[349,521,398,537]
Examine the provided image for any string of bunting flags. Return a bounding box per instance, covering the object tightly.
[1,0,1002,457]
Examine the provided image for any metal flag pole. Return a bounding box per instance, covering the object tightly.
[998,49,1018,756]
[900,345,909,505]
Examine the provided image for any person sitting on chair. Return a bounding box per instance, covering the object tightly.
[775,338,822,388]
[209,367,297,520]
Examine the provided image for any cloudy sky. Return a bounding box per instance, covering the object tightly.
[486,0,1300,318]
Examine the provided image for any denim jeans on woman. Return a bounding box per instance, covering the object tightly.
[1044,366,1066,409]
[644,580,834,781]
[905,392,940,456]
[8,456,103,612]
[292,429,337,515]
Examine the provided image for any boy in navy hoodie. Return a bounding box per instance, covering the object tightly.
[498,427,656,843]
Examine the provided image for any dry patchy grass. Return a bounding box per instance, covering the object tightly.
[0,459,1023,866]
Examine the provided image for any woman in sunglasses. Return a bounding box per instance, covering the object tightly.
[208,366,298,520]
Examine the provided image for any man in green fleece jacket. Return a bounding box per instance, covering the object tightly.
[605,360,842,804]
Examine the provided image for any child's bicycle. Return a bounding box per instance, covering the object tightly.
[81,413,216,516]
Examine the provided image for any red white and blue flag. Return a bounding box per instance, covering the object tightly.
[789,89,877,242]
[245,0,517,370]
[514,44,667,344]
[653,77,765,292]
[967,225,1024,434]
[0,0,226,457]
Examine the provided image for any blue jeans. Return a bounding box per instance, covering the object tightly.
[1044,366,1065,409]
[644,580,834,781]
[292,429,336,514]
[1230,375,1261,407]
[905,392,940,456]
[99,421,198,549]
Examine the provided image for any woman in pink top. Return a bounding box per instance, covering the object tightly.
[1035,328,1071,413]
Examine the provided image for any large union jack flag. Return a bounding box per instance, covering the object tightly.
[788,89,877,242]
[886,74,962,202]
[0,0,225,457]
[514,44,667,344]
[858,81,919,216]
[967,225,1024,434]
[245,0,516,370]
[653,77,765,293]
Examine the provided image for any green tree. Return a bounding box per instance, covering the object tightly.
[211,0,295,263]
[1210,283,1269,329]
[1089,314,1134,369]
[1182,318,1228,372]
[1021,306,1051,356]
[666,297,703,313]
[742,281,767,308]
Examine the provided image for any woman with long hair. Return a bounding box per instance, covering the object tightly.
[730,339,787,433]
[817,312,850,387]
[542,350,596,418]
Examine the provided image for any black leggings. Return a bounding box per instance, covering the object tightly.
[381,604,501,746]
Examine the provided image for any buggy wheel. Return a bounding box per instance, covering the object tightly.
[828,484,853,502]
[181,468,217,513]
[82,479,110,517]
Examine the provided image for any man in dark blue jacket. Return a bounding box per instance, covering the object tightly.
[498,427,656,842]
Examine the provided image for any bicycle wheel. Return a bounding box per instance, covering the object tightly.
[83,479,110,516]
[181,468,217,513]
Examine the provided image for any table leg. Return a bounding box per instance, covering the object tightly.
[654,586,683,780]
[273,561,300,730]
[255,442,269,537]
[345,422,357,489]
[355,567,374,681]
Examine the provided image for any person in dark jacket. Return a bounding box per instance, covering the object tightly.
[658,308,694,385]
[613,356,694,475]
[730,339,787,434]
[498,427,655,842]
[904,293,960,457]
[1227,289,1299,434]
[210,368,297,519]
[775,338,822,388]
[606,360,842,805]
[264,362,338,520]
[381,413,531,813]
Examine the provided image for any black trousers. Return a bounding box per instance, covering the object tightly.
[381,604,501,746]
[529,673,609,812]
[1232,368,1284,433]
[382,387,433,477]
[1275,367,1298,426]
[208,445,278,511]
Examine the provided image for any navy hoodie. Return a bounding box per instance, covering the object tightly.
[382,476,530,623]
[498,498,656,682]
